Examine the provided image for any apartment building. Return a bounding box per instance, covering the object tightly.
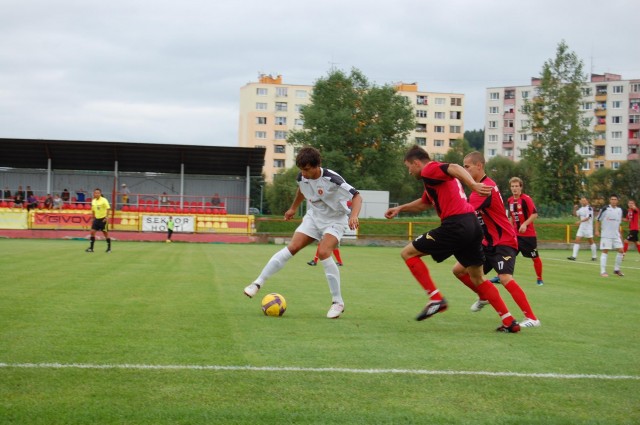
[239,75,465,182]
[484,73,640,173]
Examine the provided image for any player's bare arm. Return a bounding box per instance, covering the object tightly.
[447,163,491,196]
[385,198,428,219]
[348,193,363,230]
[284,188,305,221]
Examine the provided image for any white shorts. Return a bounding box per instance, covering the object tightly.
[576,227,593,238]
[600,236,623,251]
[295,212,348,242]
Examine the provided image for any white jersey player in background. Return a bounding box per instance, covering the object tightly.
[595,194,624,277]
[244,146,362,318]
[567,196,597,261]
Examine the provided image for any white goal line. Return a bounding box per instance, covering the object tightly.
[1,362,638,381]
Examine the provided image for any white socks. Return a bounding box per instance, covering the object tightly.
[600,253,607,274]
[255,247,293,286]
[615,252,624,271]
[321,257,343,304]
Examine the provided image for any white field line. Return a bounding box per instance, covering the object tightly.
[1,363,638,380]
[546,256,640,270]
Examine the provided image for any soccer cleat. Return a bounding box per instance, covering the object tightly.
[243,283,261,298]
[327,302,344,319]
[567,256,576,261]
[85,248,94,253]
[496,319,520,333]
[591,257,597,261]
[613,270,624,277]
[106,248,111,253]
[536,279,544,286]
[416,299,448,321]
[489,276,500,284]
[470,299,489,312]
[306,260,317,266]
[520,318,541,328]
[600,272,609,277]
[337,262,343,266]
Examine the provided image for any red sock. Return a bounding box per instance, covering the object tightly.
[504,280,537,320]
[314,246,320,262]
[637,244,640,254]
[623,242,629,253]
[476,281,513,326]
[533,257,543,280]
[405,257,443,301]
[456,273,479,294]
[333,249,343,264]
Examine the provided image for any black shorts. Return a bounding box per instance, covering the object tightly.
[412,213,485,268]
[483,245,517,276]
[517,236,539,258]
[626,230,639,243]
[92,218,108,232]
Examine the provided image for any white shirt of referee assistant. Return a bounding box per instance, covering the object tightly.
[597,204,623,248]
[576,205,594,238]
[296,168,359,239]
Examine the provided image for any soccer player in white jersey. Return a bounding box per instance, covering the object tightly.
[567,196,597,261]
[243,146,362,318]
[595,194,624,277]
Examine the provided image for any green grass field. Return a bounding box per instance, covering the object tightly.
[1,239,639,424]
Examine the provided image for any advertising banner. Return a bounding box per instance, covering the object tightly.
[141,215,195,232]
[0,210,28,229]
[32,212,92,230]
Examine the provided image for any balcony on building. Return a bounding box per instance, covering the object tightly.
[415,123,427,132]
[594,137,606,146]
[595,85,607,102]
[594,146,605,157]
[594,124,606,132]
[502,140,514,149]
[628,144,639,160]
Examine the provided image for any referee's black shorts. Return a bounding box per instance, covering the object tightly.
[92,218,108,232]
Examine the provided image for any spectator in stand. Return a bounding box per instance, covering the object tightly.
[14,186,25,207]
[26,193,38,211]
[53,193,63,209]
[61,189,70,203]
[76,189,86,203]
[211,193,221,207]
[121,183,131,205]
[44,194,54,209]
[26,186,34,197]
[3,187,11,201]
[160,192,170,206]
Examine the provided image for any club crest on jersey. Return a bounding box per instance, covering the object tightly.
[317,189,324,196]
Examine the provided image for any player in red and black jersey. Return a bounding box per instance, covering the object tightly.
[384,146,520,333]
[623,199,640,256]
[507,177,544,286]
[452,152,540,328]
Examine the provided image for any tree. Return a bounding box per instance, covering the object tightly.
[443,138,473,165]
[265,167,300,215]
[464,129,484,151]
[485,155,523,202]
[287,68,416,195]
[521,40,592,206]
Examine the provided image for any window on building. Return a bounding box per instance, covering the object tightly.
[433,153,445,161]
[611,146,622,154]
[520,134,528,142]
[275,102,287,112]
[450,125,461,133]
[256,117,267,125]
[489,106,499,114]
[612,162,620,170]
[449,140,457,147]
[417,95,428,105]
[434,126,445,133]
[295,104,304,112]
[612,85,623,94]
[581,161,591,171]
[504,134,514,142]
[450,97,462,106]
[594,161,605,169]
[488,149,497,156]
[630,115,640,124]
[274,145,286,154]
[581,87,592,96]
[504,149,513,157]
[276,87,288,97]
[256,88,268,96]
[435,97,446,105]
[274,130,287,139]
[434,111,445,119]
[416,123,427,132]
[611,131,622,139]
[521,91,529,99]
[490,92,500,100]
[273,159,285,168]
[434,140,444,147]
[631,83,640,93]
[581,102,593,110]
[580,146,592,156]
[294,118,304,126]
[416,110,428,118]
[611,116,622,124]
[415,137,426,146]
[255,131,267,139]
[488,121,497,129]
[256,102,267,110]
[611,101,622,109]
[275,116,287,125]
[295,90,307,98]
[488,134,498,142]
[504,90,515,99]
[450,111,462,119]
[504,120,514,128]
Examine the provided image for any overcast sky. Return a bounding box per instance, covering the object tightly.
[1,0,637,147]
